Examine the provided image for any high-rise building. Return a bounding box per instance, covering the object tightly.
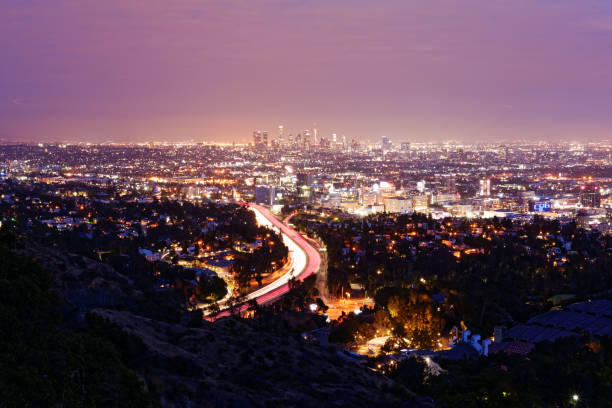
[384,197,413,214]
[278,125,284,147]
[417,180,426,193]
[361,191,380,206]
[413,194,429,211]
[319,136,328,149]
[479,178,491,196]
[255,185,276,205]
[262,131,268,147]
[296,173,313,200]
[252,131,262,149]
[381,135,392,151]
[297,172,314,187]
[446,176,457,194]
[303,130,311,149]
[580,185,601,208]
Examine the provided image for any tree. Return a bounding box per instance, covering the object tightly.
[198,276,227,302]
[207,301,221,315]
[389,356,427,391]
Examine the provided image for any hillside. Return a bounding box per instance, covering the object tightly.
[0,229,424,407]
[92,308,415,407]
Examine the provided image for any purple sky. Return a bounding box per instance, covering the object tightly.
[2,0,612,143]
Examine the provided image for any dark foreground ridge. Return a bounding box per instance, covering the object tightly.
[0,228,424,408]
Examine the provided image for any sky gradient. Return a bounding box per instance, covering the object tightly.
[2,0,612,143]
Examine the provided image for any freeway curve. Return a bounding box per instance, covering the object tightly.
[208,203,321,319]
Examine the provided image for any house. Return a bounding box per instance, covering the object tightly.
[139,248,161,262]
[189,267,218,281]
[348,283,365,298]
[205,259,234,275]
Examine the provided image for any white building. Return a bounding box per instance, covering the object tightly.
[384,197,413,213]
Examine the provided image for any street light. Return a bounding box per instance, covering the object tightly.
[571,394,579,403]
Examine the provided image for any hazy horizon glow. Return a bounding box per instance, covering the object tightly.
[2,0,612,143]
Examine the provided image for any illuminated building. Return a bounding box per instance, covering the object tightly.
[580,185,601,208]
[303,130,311,149]
[381,135,392,151]
[479,178,491,196]
[255,185,276,205]
[278,125,284,147]
[384,197,413,213]
[297,172,314,187]
[252,131,262,149]
[412,194,429,211]
[297,172,313,199]
[446,176,457,194]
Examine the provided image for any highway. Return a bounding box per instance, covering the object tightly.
[207,203,321,319]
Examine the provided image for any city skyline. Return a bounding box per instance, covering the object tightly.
[5,2,612,405]
[3,0,612,143]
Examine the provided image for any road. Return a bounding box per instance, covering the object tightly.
[207,203,321,319]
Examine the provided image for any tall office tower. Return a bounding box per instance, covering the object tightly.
[255,185,276,205]
[381,135,392,151]
[400,142,411,152]
[479,178,491,197]
[297,172,314,200]
[252,131,262,149]
[342,134,347,151]
[580,185,601,208]
[262,131,269,147]
[499,145,508,161]
[296,133,302,147]
[303,130,311,149]
[320,136,328,149]
[417,180,426,193]
[455,148,464,161]
[446,175,457,194]
[313,127,318,146]
[278,125,284,147]
[297,172,314,187]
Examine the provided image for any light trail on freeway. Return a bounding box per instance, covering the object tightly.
[206,203,321,319]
